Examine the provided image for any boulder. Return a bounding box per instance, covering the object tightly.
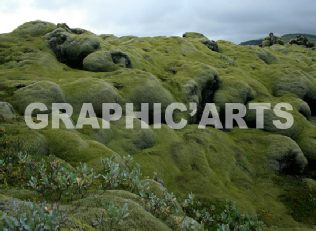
[298,134,316,161]
[13,20,56,37]
[127,77,175,123]
[180,63,220,122]
[201,38,219,52]
[214,79,255,112]
[46,28,100,68]
[83,50,132,72]
[289,35,314,48]
[261,33,284,47]
[63,78,121,117]
[56,23,87,34]
[257,50,277,64]
[273,73,309,99]
[68,192,172,231]
[183,32,219,52]
[1,124,49,155]
[11,81,65,115]
[0,102,16,121]
[267,135,308,174]
[183,32,208,39]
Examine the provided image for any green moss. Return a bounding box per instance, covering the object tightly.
[273,72,310,98]
[68,191,172,231]
[11,80,65,115]
[257,49,278,64]
[62,78,121,116]
[41,128,116,168]
[277,176,316,225]
[12,20,56,37]
[1,21,316,229]
[83,50,119,72]
[0,102,16,121]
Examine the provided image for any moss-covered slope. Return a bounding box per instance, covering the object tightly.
[1,21,316,230]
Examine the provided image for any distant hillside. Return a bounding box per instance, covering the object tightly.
[282,33,316,44]
[240,33,316,45]
[240,39,263,45]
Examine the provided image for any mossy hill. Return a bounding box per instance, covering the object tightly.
[0,21,316,230]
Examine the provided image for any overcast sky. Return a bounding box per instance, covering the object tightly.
[1,0,316,43]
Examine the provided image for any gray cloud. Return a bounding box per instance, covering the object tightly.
[4,0,316,43]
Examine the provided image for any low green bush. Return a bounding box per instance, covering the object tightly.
[181,193,265,231]
[1,201,65,231]
[97,155,143,193]
[27,158,94,201]
[92,202,129,231]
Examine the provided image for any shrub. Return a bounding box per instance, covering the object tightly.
[215,202,265,231]
[139,190,180,221]
[92,202,129,231]
[0,129,33,185]
[1,201,65,231]
[27,158,94,201]
[97,155,143,193]
[98,155,180,221]
[181,193,265,231]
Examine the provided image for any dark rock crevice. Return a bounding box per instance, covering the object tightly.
[110,51,132,68]
[304,96,316,116]
[196,75,220,122]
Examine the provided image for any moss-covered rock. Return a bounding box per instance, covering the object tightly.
[1,123,49,155]
[126,76,175,121]
[97,117,156,155]
[201,39,219,52]
[183,32,219,52]
[0,102,16,121]
[289,35,315,48]
[83,50,132,72]
[69,191,172,231]
[13,20,56,37]
[11,81,65,115]
[42,128,116,167]
[257,49,278,64]
[273,72,310,99]
[183,32,208,39]
[62,78,121,117]
[261,33,284,47]
[266,135,308,174]
[214,79,255,112]
[46,28,100,68]
[297,128,316,161]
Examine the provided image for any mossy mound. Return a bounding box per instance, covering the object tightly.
[266,135,308,174]
[1,123,48,155]
[273,72,310,98]
[125,75,175,121]
[214,79,255,112]
[257,49,278,64]
[46,28,100,68]
[12,20,56,37]
[62,78,121,116]
[183,32,219,52]
[0,102,16,121]
[83,50,132,72]
[67,191,172,231]
[11,80,65,115]
[41,128,116,167]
